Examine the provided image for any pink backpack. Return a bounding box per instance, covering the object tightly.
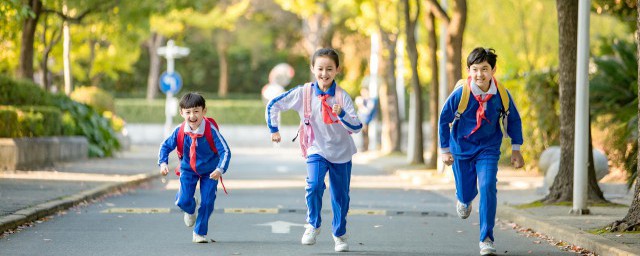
[294,83,344,158]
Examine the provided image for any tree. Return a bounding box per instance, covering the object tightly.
[374,0,402,154]
[541,0,578,204]
[403,0,424,164]
[424,2,438,169]
[17,0,42,81]
[425,0,467,92]
[544,0,608,204]
[607,2,640,231]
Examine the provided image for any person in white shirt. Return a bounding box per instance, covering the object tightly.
[265,48,362,252]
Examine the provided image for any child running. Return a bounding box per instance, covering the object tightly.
[265,48,362,252]
[439,47,524,255]
[158,92,231,243]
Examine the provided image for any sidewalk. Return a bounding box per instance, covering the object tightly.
[0,145,162,234]
[367,152,640,256]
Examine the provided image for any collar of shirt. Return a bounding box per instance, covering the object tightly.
[182,119,206,135]
[313,81,337,96]
[470,77,497,97]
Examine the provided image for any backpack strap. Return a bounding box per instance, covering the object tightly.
[302,83,313,123]
[203,117,218,155]
[176,122,186,160]
[494,78,511,138]
[334,85,344,107]
[454,78,470,123]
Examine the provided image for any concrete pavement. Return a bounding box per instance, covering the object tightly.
[1,124,639,255]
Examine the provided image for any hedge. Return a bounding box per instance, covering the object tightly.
[0,105,62,137]
[115,98,300,125]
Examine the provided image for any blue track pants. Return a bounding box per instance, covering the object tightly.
[452,154,499,242]
[305,154,352,237]
[175,170,218,236]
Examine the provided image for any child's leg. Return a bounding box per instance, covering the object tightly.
[305,154,330,228]
[452,158,478,205]
[175,170,198,214]
[476,155,499,242]
[194,175,218,236]
[328,160,352,237]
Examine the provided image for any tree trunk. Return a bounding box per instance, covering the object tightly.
[146,33,163,101]
[17,0,42,81]
[445,0,466,92]
[40,13,61,92]
[217,33,229,98]
[425,7,438,169]
[587,116,608,203]
[543,0,578,204]
[404,0,424,165]
[608,3,640,232]
[379,32,401,154]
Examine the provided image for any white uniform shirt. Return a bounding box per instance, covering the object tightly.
[266,82,363,163]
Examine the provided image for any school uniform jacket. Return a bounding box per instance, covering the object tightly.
[158,120,231,174]
[266,81,363,164]
[438,79,523,160]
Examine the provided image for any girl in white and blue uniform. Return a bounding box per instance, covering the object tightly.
[266,48,362,252]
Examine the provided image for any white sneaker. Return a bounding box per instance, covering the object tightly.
[456,201,472,219]
[479,237,496,255]
[301,224,320,245]
[183,197,199,227]
[192,232,208,243]
[333,235,349,252]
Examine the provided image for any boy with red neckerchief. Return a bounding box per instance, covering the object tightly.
[438,47,524,256]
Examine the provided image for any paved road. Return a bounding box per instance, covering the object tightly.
[0,144,582,256]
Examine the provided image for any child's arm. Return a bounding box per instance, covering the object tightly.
[505,91,524,168]
[335,93,363,133]
[158,127,179,174]
[210,124,231,175]
[265,86,304,134]
[438,90,459,153]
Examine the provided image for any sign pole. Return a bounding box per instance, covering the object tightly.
[157,40,189,138]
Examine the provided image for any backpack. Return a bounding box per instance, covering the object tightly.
[293,82,344,158]
[173,117,228,194]
[452,77,511,138]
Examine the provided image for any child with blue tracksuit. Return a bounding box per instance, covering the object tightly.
[158,92,231,243]
[266,48,362,252]
[439,47,524,256]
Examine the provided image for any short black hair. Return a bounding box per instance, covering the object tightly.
[467,47,497,69]
[179,92,206,109]
[311,48,340,68]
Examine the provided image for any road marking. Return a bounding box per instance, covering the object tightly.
[256,221,305,234]
[101,208,170,214]
[224,208,279,214]
[348,209,387,215]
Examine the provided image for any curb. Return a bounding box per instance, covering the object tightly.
[497,206,640,256]
[0,173,159,234]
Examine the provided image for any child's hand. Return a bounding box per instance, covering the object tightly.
[332,104,342,116]
[271,132,281,143]
[210,169,222,180]
[160,163,169,176]
[511,150,525,169]
[441,152,454,166]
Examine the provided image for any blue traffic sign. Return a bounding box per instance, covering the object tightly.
[159,71,182,94]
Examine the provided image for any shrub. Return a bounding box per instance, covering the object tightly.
[17,106,62,137]
[70,86,115,114]
[0,74,52,106]
[0,106,19,137]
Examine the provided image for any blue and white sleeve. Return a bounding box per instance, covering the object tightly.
[265,86,304,133]
[506,91,523,150]
[158,127,179,166]
[211,124,231,173]
[438,90,459,153]
[337,93,363,134]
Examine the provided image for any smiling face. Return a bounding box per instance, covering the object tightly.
[467,61,496,91]
[311,56,339,91]
[180,106,207,130]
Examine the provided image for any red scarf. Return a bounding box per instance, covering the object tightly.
[465,82,494,138]
[185,132,203,171]
[319,94,339,124]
